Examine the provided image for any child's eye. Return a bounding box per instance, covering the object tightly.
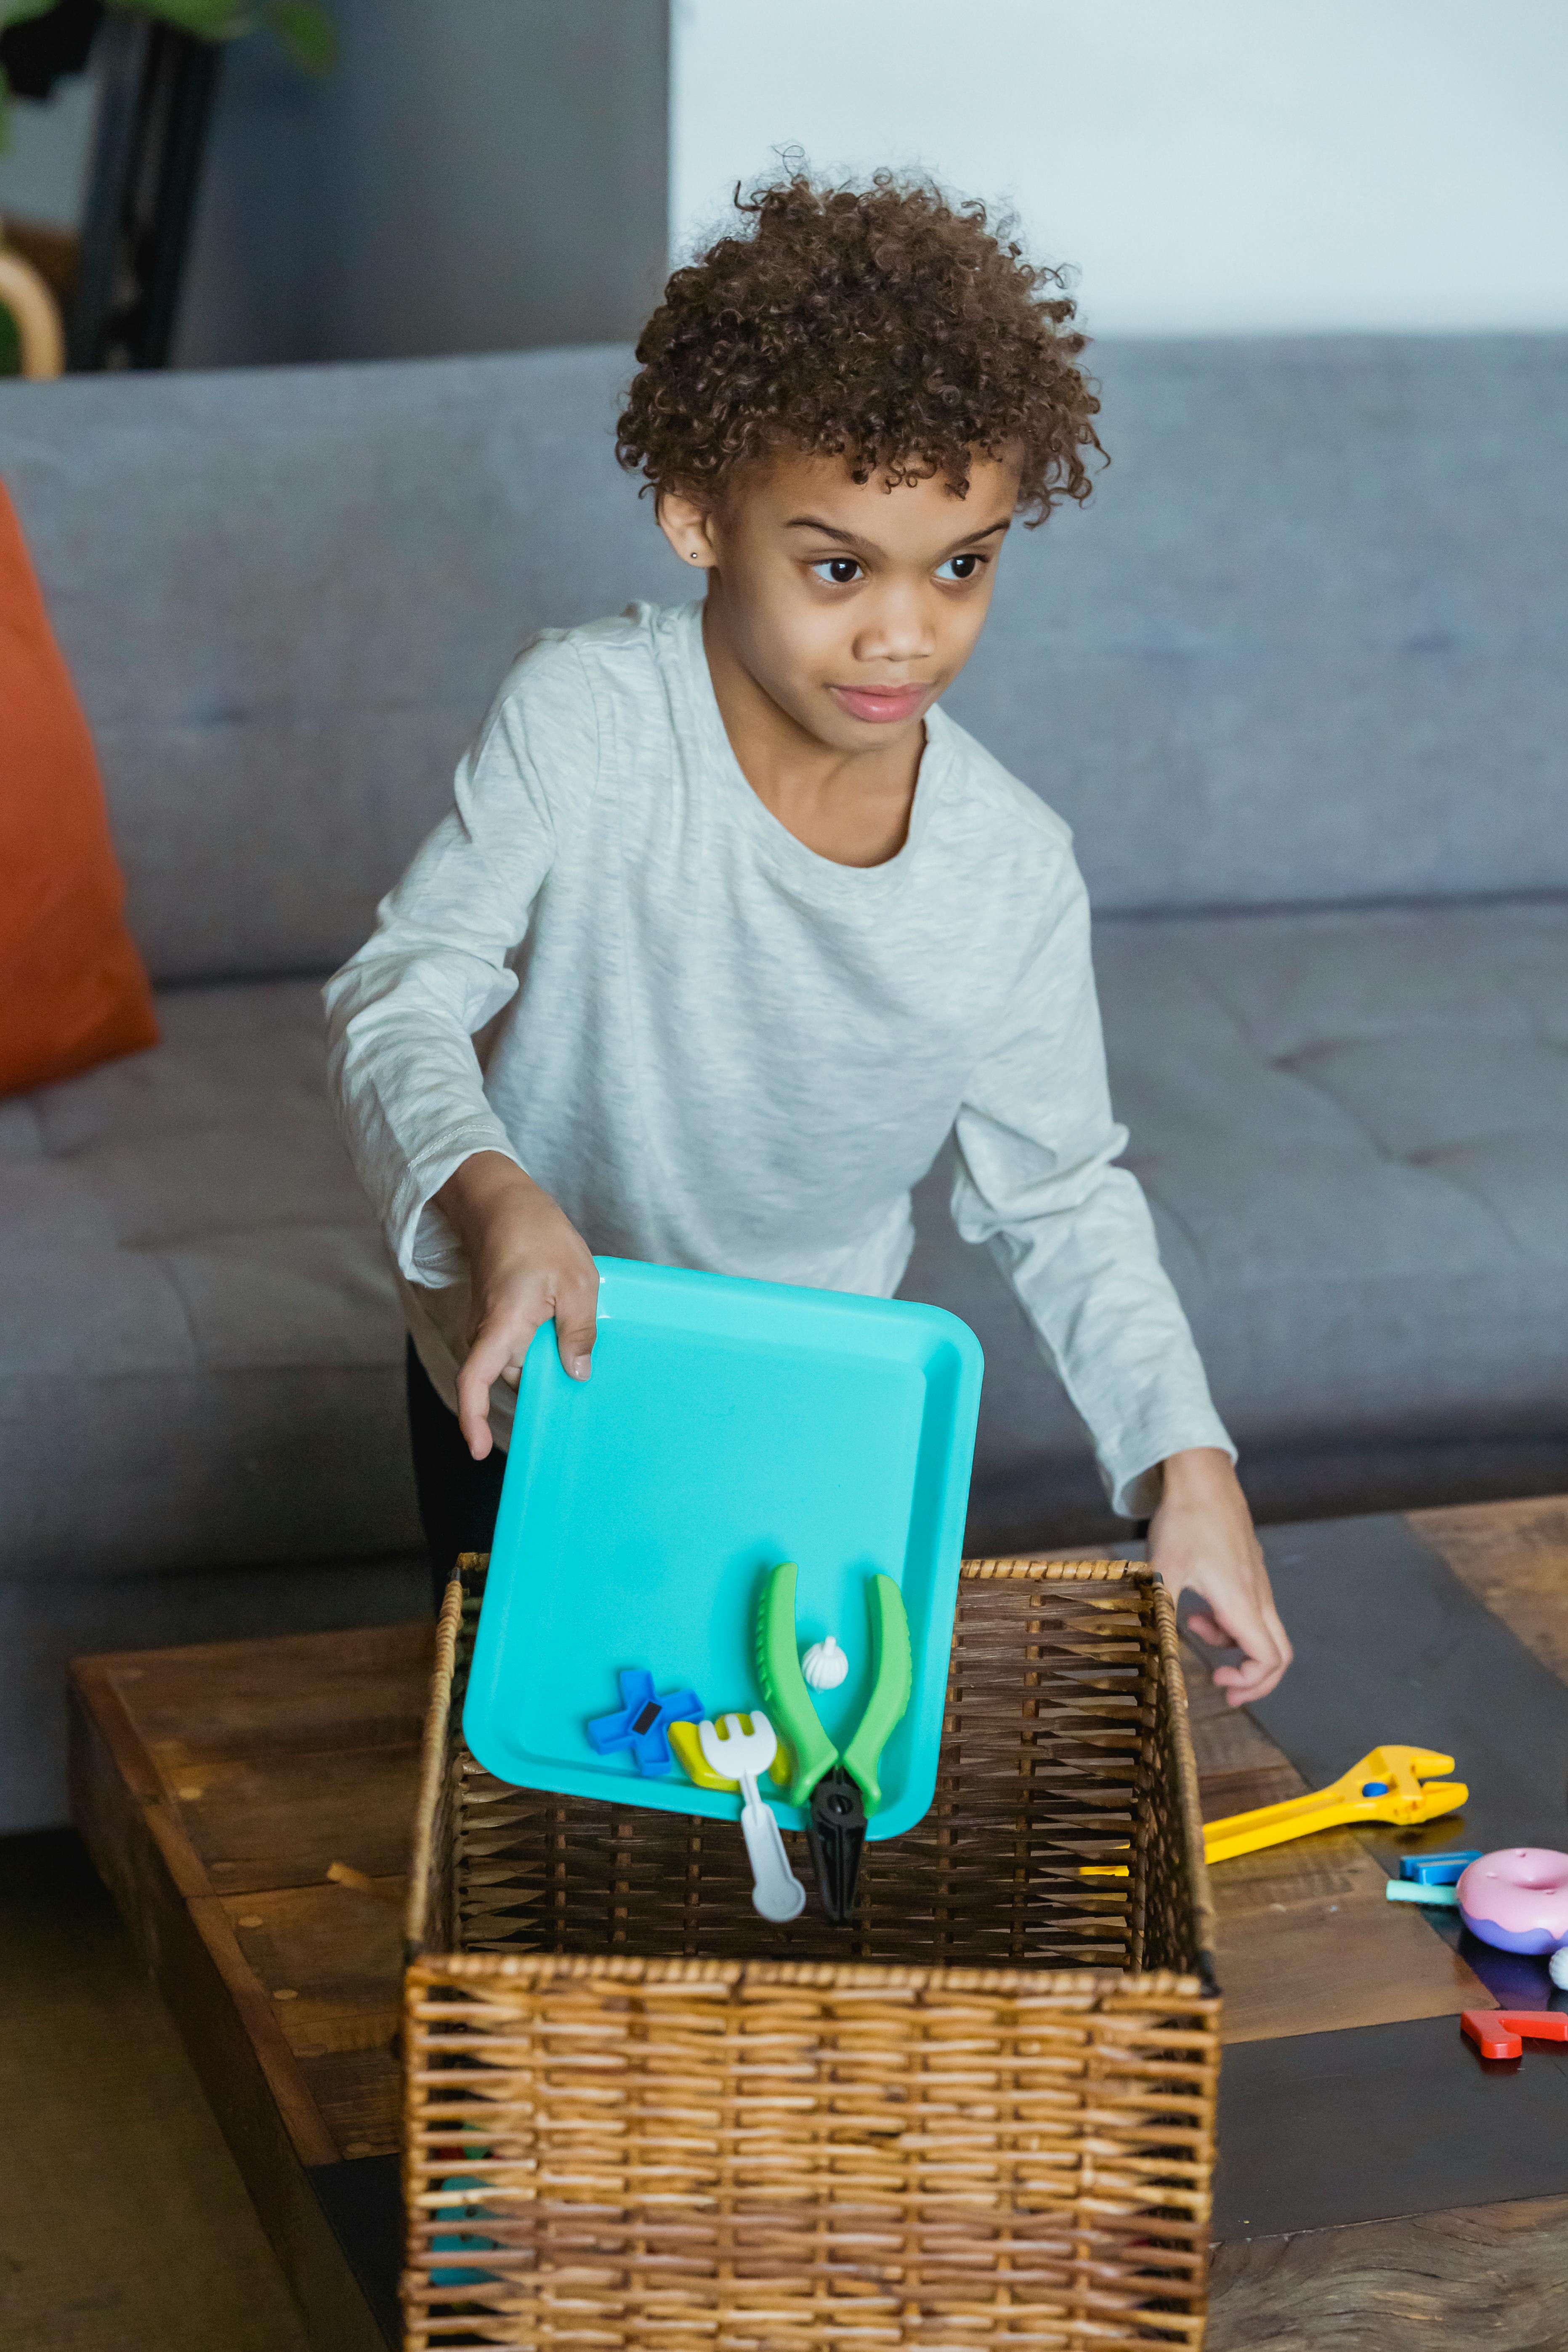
[811,557,864,585]
[935,552,986,582]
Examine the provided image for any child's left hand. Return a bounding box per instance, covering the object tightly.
[1147,1448,1292,1706]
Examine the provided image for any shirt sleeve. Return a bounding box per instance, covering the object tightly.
[951,848,1234,1518]
[322,633,599,1288]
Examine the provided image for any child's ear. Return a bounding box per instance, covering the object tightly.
[656,487,719,571]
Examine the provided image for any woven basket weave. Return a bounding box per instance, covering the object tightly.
[403,1556,1220,2350]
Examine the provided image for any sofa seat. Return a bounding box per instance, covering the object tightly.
[906,895,1568,1544]
[1,978,422,1581]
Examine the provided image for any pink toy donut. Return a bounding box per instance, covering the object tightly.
[1457,1848,1568,1955]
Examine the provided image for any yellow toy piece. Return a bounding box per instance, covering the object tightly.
[669,1715,792,1794]
[1203,1743,1466,1866]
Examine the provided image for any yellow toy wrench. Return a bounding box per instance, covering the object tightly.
[1202,1743,1467,1865]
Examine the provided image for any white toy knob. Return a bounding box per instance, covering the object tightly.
[1551,1945,1568,1991]
[801,1635,848,1691]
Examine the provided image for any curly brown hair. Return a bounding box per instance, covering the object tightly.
[617,172,1103,525]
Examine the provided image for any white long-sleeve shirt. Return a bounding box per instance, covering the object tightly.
[324,598,1233,1515]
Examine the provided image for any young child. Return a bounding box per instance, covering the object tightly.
[325,174,1291,1706]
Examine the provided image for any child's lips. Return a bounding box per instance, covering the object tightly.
[829,682,929,724]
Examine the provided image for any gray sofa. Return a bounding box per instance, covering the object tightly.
[3,336,1565,1830]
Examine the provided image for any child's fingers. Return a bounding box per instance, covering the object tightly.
[1211,1618,1290,1704]
[553,1262,600,1381]
[1215,1656,1287,1704]
[457,1313,543,1459]
[1198,1588,1291,1707]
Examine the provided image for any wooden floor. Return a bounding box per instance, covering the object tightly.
[68,1493,1568,2350]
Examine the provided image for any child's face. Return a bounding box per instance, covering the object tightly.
[659,447,1021,756]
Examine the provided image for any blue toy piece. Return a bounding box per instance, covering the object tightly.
[587,1669,704,1777]
[1399,1850,1483,1886]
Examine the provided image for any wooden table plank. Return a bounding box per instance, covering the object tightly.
[169,1746,423,1896]
[1208,2188,1568,2352]
[67,1628,431,2352]
[1204,1495,1568,2349]
[1213,2010,1568,2240]
[105,1621,432,1755]
[70,1657,343,2169]
[222,1881,406,2160]
[100,1623,429,1898]
[1056,1534,1492,2046]
[1180,1637,1489,2044]
[73,1627,429,2169]
[1413,1493,1568,1685]
[1248,1512,1568,1864]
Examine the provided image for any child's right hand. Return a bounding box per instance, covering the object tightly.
[434,1151,599,1459]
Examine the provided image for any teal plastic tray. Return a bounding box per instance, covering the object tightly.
[462,1257,983,1840]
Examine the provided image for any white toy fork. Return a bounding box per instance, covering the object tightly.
[697,1711,806,1923]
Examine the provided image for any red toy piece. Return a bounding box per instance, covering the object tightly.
[1461,2009,1568,2061]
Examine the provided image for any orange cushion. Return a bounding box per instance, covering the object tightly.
[0,479,157,1097]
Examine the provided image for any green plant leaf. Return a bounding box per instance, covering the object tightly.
[264,0,335,76]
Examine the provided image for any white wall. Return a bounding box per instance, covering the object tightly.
[672,0,1568,336]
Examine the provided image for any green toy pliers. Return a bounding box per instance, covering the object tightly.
[755,1561,912,1924]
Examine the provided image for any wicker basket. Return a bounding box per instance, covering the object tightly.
[403,1557,1220,2350]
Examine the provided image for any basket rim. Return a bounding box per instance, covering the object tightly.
[405,1550,1221,1997]
[407,1946,1219,2004]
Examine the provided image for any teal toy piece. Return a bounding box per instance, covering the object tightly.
[430,2176,496,2288]
[1385,1879,1459,1906]
[461,1257,983,1842]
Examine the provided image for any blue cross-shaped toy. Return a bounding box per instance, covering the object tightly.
[587,1668,704,1778]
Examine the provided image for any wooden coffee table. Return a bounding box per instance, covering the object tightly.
[69,1495,1568,2352]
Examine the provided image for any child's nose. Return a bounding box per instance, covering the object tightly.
[853,585,935,667]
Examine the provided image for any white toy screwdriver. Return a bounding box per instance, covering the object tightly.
[697,1711,806,1922]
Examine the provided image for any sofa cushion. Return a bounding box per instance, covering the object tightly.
[948,333,1568,915]
[0,337,1563,987]
[0,979,420,1578]
[903,896,1568,1527]
[0,480,158,1096]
